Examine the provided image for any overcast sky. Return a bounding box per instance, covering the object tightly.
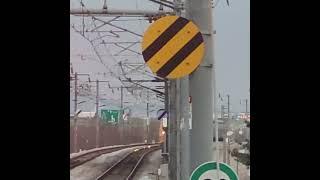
[70,0,250,114]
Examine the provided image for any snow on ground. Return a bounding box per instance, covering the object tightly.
[133,149,162,180]
[70,143,144,159]
[70,146,145,180]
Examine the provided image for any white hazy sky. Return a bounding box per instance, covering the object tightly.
[70,0,250,114]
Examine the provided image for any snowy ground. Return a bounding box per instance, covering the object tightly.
[133,149,162,180]
[70,146,145,180]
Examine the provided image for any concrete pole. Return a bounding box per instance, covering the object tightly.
[179,76,190,180]
[176,4,192,180]
[168,1,181,179]
[95,80,100,148]
[168,79,177,180]
[187,0,217,177]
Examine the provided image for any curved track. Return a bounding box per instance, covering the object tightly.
[70,143,159,169]
[95,145,160,180]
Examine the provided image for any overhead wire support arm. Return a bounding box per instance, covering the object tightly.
[113,43,142,56]
[101,41,141,44]
[119,62,165,95]
[92,16,143,37]
[122,79,164,82]
[89,16,121,32]
[70,9,174,17]
[148,0,175,9]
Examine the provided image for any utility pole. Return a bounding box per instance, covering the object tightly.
[120,85,124,144]
[73,72,78,153]
[94,80,109,148]
[227,136,231,165]
[74,72,78,114]
[120,86,123,110]
[72,72,90,153]
[227,94,230,119]
[95,80,99,148]
[222,105,226,164]
[187,0,217,179]
[226,95,231,165]
[109,85,135,144]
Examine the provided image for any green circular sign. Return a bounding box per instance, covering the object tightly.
[190,161,239,180]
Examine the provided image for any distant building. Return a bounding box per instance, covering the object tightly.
[237,112,250,122]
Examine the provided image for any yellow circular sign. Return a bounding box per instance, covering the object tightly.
[141,15,205,79]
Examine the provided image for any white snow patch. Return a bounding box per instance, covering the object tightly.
[70,142,145,159]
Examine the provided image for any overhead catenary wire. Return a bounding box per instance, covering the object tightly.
[71,0,164,107]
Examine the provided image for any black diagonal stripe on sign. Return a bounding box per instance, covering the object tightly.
[142,17,189,62]
[158,111,167,120]
[156,32,203,78]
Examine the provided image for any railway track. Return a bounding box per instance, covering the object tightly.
[95,145,160,180]
[70,143,159,170]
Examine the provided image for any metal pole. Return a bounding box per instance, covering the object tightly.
[164,80,169,154]
[215,81,220,180]
[187,0,217,178]
[222,105,226,164]
[147,91,150,143]
[95,80,100,148]
[227,140,231,165]
[74,72,78,153]
[120,85,123,144]
[227,95,230,119]
[74,72,78,114]
[176,79,181,180]
[226,95,230,164]
[246,99,248,113]
[121,86,123,110]
[237,158,239,175]
[147,93,149,118]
